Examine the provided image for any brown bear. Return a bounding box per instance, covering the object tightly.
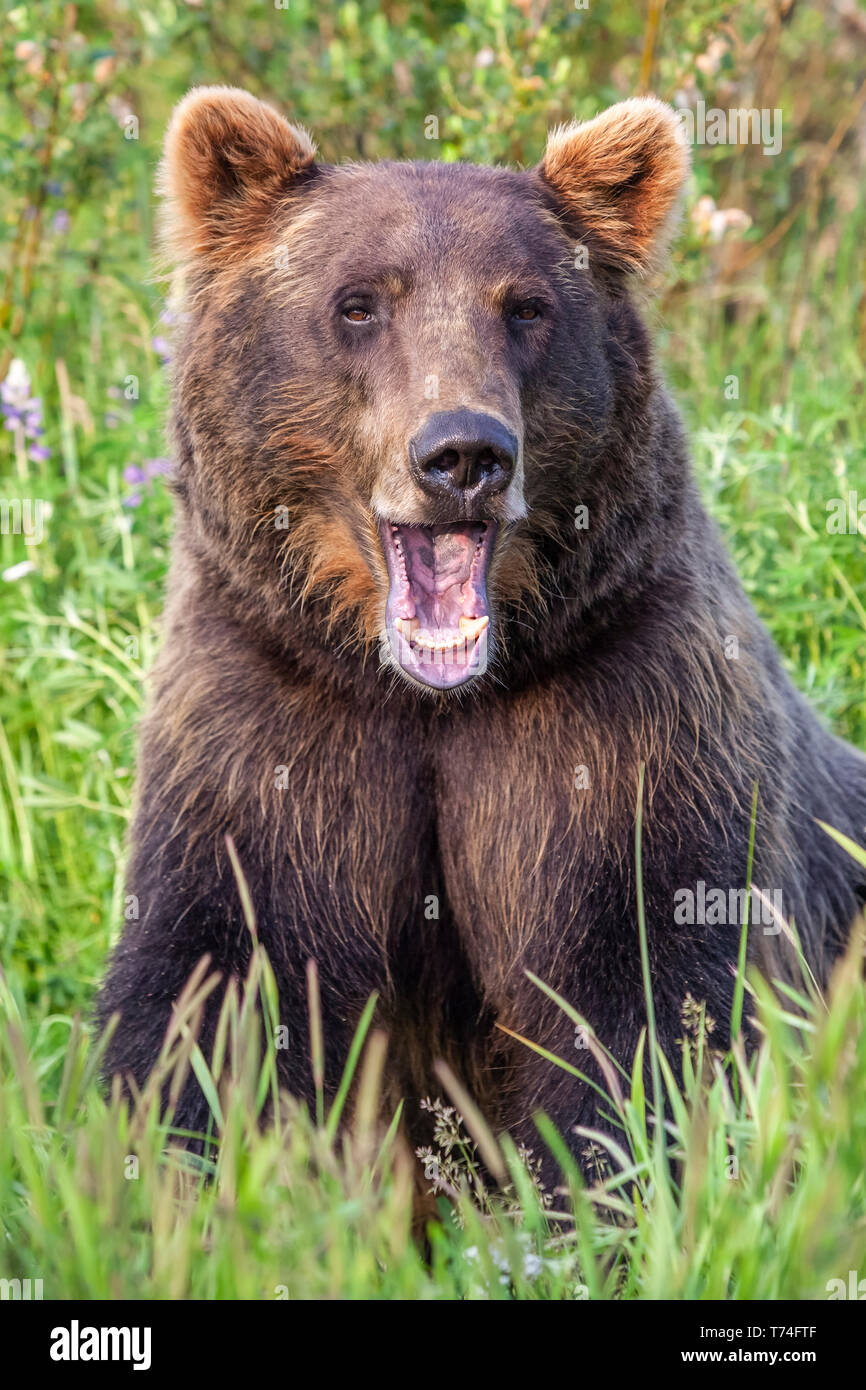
[97,87,866,1177]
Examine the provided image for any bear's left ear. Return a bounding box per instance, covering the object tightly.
[539,97,689,277]
[159,85,317,261]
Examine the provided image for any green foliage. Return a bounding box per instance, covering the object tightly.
[0,0,864,1298]
[1,906,865,1300]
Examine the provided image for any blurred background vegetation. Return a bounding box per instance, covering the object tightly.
[1,0,864,1033]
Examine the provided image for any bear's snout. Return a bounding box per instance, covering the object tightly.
[408,410,518,509]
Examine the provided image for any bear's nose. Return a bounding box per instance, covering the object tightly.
[409,410,518,502]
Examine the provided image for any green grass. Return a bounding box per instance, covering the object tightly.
[1,105,865,1302]
[1,890,865,1300]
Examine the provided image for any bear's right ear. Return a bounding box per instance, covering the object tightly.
[539,97,689,278]
[159,86,317,260]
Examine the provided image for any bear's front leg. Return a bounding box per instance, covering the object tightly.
[96,651,435,1140]
[485,888,742,1185]
[95,815,391,1140]
[435,675,783,1181]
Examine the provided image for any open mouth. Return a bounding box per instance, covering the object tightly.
[378,520,497,689]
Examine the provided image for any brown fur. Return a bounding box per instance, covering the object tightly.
[160,86,316,261]
[542,97,690,275]
[96,89,866,1192]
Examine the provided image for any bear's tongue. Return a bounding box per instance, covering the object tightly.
[379,520,495,688]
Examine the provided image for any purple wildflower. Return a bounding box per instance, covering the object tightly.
[143,457,171,478]
[122,457,171,508]
[2,360,38,420]
[1,359,50,459]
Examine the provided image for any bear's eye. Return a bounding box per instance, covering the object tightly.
[511,303,541,322]
[342,305,374,324]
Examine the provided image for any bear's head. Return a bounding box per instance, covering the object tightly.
[161,88,690,693]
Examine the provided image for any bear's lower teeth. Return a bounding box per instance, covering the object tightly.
[394,615,489,650]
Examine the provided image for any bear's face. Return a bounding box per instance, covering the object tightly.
[162,90,688,692]
[257,159,614,691]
